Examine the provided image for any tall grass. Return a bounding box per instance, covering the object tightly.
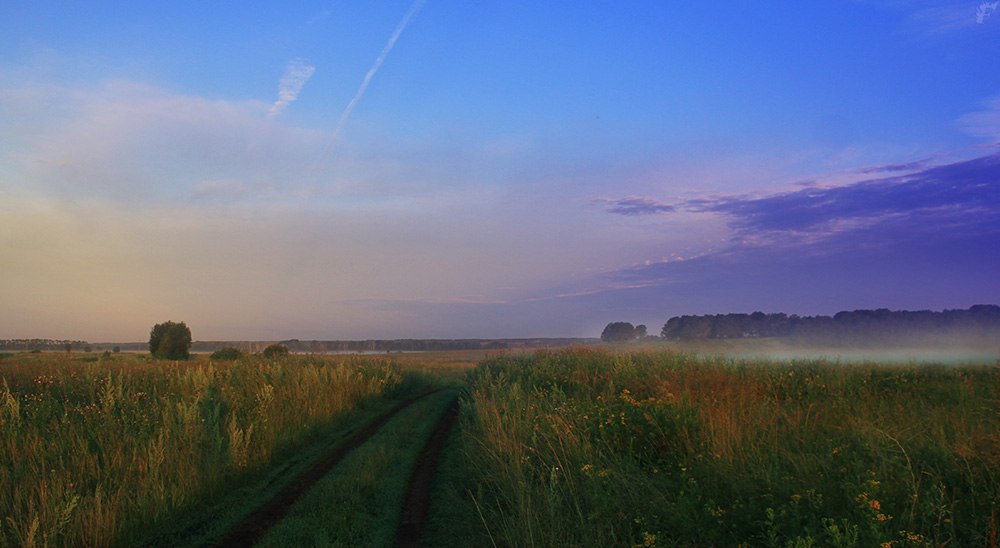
[457,348,1000,546]
[0,352,413,546]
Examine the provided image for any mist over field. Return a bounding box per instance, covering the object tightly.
[665,339,1000,365]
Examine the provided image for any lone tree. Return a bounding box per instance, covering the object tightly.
[149,321,192,360]
[601,322,638,343]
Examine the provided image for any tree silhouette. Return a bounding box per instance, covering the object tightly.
[601,322,637,342]
[149,321,192,360]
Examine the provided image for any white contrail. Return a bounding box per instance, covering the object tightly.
[269,59,316,118]
[977,1,999,23]
[332,0,426,140]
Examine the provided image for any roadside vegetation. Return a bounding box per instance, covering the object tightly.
[447,348,999,546]
[0,351,433,546]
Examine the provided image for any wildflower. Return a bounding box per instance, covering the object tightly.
[632,531,657,548]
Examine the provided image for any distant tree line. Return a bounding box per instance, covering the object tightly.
[176,338,598,354]
[0,339,89,351]
[272,338,596,353]
[659,305,1000,344]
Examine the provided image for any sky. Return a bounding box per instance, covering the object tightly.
[2,1,1000,342]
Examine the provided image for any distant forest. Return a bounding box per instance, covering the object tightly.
[248,338,595,353]
[0,338,599,354]
[0,339,90,351]
[660,305,1000,345]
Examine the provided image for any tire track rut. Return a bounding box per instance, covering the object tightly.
[394,395,460,548]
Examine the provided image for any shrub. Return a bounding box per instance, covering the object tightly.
[210,347,243,361]
[262,344,290,358]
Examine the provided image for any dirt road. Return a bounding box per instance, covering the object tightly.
[206,389,460,547]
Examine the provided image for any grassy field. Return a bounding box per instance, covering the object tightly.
[0,351,437,546]
[2,346,997,546]
[443,348,999,547]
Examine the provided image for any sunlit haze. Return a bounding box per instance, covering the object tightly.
[3,2,999,341]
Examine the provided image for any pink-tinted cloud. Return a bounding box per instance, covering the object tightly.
[604,153,1000,237]
[595,196,676,216]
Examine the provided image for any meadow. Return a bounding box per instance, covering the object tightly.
[438,348,999,547]
[1,347,997,546]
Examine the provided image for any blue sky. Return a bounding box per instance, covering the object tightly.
[2,1,999,341]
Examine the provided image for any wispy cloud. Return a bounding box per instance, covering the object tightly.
[3,80,329,204]
[595,196,676,216]
[977,1,999,23]
[268,59,316,118]
[332,0,426,140]
[905,4,978,34]
[958,95,1000,143]
[853,157,937,174]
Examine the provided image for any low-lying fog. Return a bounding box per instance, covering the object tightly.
[662,337,1000,365]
